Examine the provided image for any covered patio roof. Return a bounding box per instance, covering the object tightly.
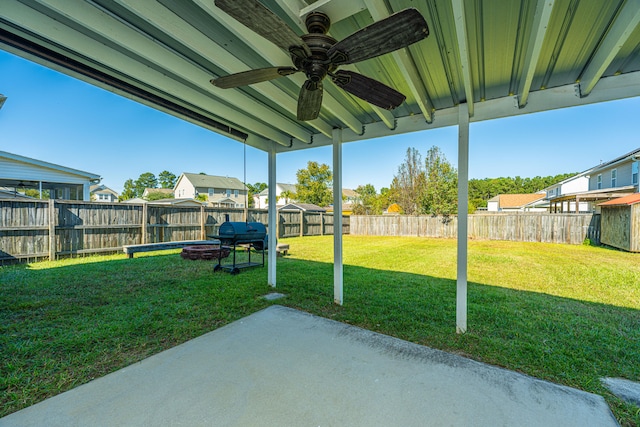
[2,0,640,331]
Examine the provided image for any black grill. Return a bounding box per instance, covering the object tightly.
[216,221,266,247]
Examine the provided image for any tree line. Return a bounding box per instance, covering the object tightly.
[116,148,575,212]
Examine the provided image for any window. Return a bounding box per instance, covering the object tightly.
[234,189,239,198]
[597,174,602,189]
[208,188,214,197]
[611,169,617,187]
[633,162,639,186]
[226,189,231,198]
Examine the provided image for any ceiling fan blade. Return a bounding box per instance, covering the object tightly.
[332,70,406,110]
[297,80,323,121]
[210,67,298,89]
[327,8,429,65]
[215,0,310,57]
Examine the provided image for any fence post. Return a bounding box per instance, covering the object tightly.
[141,203,148,244]
[200,204,206,240]
[48,199,56,261]
[300,211,304,237]
[320,212,324,236]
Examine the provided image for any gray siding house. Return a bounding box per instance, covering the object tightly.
[174,173,248,208]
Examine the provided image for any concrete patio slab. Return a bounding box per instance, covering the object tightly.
[1,305,618,427]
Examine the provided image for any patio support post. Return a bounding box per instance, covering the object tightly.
[268,145,277,287]
[333,128,344,305]
[457,103,470,334]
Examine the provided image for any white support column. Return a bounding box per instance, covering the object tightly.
[268,146,277,287]
[333,128,343,305]
[457,103,470,334]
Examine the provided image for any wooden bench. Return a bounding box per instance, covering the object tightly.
[123,240,221,258]
[276,243,290,256]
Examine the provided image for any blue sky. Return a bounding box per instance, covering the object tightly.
[1,49,639,194]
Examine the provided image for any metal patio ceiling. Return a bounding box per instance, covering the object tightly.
[2,0,640,153]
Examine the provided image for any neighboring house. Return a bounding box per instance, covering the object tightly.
[255,183,297,208]
[279,203,326,212]
[142,187,173,199]
[174,173,248,208]
[588,148,640,192]
[546,148,640,213]
[487,193,546,212]
[325,189,360,215]
[544,175,590,213]
[91,184,119,202]
[0,150,101,201]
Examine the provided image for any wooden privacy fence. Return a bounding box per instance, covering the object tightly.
[350,213,601,245]
[0,200,349,263]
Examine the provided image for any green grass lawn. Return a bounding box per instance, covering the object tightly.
[1,236,639,425]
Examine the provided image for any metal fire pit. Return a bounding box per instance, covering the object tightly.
[211,221,267,275]
[180,245,231,261]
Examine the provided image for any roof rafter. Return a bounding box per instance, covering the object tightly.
[364,0,434,123]
[115,0,333,140]
[517,0,555,108]
[451,0,474,117]
[33,0,308,145]
[195,0,364,136]
[579,0,640,97]
[1,1,291,146]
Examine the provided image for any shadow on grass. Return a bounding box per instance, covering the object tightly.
[274,257,640,426]
[1,252,638,425]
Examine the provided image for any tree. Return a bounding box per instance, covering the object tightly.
[352,184,383,215]
[421,146,458,216]
[388,147,426,215]
[295,161,333,207]
[158,170,177,189]
[120,179,136,201]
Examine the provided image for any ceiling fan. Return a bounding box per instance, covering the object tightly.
[210,0,429,121]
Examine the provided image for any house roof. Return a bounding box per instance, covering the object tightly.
[178,173,247,190]
[0,150,101,183]
[143,187,173,197]
[496,194,546,209]
[4,2,640,154]
[342,189,359,198]
[279,203,326,212]
[90,184,119,196]
[599,193,640,206]
[259,183,296,196]
[587,147,640,175]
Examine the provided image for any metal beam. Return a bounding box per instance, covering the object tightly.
[116,0,332,140]
[456,103,469,334]
[579,0,640,96]
[1,1,293,146]
[299,0,366,24]
[35,0,310,144]
[364,0,434,123]
[333,127,343,306]
[196,0,364,136]
[451,0,474,117]
[518,0,555,108]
